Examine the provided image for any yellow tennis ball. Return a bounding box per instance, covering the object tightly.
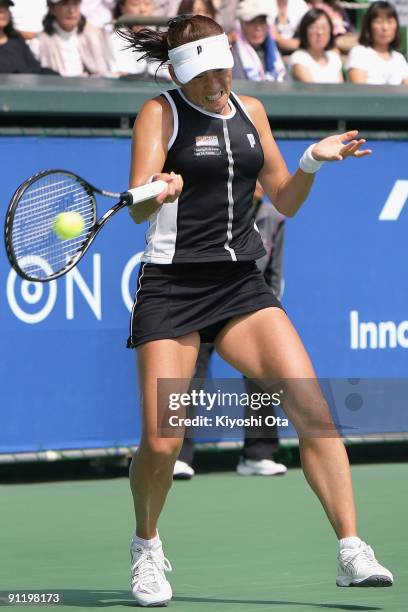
[53,211,85,240]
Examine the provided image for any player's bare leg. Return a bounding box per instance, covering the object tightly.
[131,333,200,538]
[215,307,356,537]
[215,307,393,586]
[129,332,200,605]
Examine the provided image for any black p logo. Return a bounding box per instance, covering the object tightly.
[197,45,202,55]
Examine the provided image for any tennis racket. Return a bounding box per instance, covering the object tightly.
[4,169,166,282]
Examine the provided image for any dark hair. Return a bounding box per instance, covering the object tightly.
[177,0,215,19]
[298,8,335,51]
[1,6,20,38]
[117,13,223,66]
[43,0,86,35]
[113,0,124,21]
[359,1,400,50]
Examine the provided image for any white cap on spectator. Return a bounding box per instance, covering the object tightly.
[168,33,234,84]
[236,0,274,22]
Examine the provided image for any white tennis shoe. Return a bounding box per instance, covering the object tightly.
[173,460,195,480]
[236,458,287,476]
[337,541,393,587]
[130,537,173,606]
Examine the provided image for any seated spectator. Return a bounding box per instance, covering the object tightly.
[233,0,287,82]
[213,0,239,35]
[9,0,47,40]
[271,0,308,55]
[153,0,180,18]
[346,1,408,85]
[110,0,170,78]
[156,0,237,36]
[0,0,52,73]
[32,0,111,77]
[290,8,343,82]
[81,0,115,28]
[177,0,215,20]
[309,0,356,53]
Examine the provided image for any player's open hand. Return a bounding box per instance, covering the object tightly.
[152,172,183,204]
[312,130,372,162]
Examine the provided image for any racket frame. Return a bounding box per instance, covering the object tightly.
[4,169,154,283]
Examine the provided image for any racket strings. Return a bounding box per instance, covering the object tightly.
[10,173,95,280]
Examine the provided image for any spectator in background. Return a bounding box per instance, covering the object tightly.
[177,0,215,19]
[271,0,308,55]
[215,0,239,34]
[290,8,343,82]
[81,0,115,28]
[9,0,47,40]
[0,0,52,73]
[346,1,408,85]
[309,0,356,54]
[32,0,112,77]
[155,0,239,36]
[153,0,180,18]
[233,0,286,82]
[110,0,170,78]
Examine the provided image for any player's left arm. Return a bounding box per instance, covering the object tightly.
[240,95,371,217]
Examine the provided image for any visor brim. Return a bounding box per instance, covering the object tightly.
[174,54,234,84]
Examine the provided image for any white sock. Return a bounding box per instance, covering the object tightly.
[132,532,161,550]
[339,536,362,550]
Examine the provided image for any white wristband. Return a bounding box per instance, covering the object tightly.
[299,144,324,174]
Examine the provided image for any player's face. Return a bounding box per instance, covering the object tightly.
[371,10,397,48]
[307,15,331,51]
[182,68,232,115]
[51,0,81,32]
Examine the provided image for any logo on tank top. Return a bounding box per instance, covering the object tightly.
[194,135,222,157]
[247,134,256,148]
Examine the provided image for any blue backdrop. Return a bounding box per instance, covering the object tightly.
[1,137,407,453]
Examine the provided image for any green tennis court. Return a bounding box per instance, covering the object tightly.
[0,462,406,611]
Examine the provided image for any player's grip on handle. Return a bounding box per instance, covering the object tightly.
[121,180,167,206]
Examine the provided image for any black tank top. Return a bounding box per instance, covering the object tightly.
[141,88,266,264]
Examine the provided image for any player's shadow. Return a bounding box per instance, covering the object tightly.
[53,590,382,610]
[173,597,382,611]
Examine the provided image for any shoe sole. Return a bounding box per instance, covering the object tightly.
[173,473,193,480]
[237,468,287,476]
[337,575,393,587]
[133,598,171,607]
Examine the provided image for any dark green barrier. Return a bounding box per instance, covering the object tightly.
[1,74,408,124]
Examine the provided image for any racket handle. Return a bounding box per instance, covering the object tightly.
[122,180,167,206]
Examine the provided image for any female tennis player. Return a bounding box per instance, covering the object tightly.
[124,14,393,606]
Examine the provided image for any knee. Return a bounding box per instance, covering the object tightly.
[287,397,337,437]
[141,436,183,463]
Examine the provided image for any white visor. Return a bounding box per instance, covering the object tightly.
[168,33,234,84]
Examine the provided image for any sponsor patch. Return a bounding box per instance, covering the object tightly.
[194,134,222,157]
[196,135,219,147]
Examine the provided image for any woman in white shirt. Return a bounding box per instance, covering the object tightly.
[290,8,343,83]
[346,0,408,85]
[110,0,170,79]
[33,0,111,76]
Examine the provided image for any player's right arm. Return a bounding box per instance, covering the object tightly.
[128,96,183,224]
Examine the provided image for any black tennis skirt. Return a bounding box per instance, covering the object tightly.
[127,261,283,348]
